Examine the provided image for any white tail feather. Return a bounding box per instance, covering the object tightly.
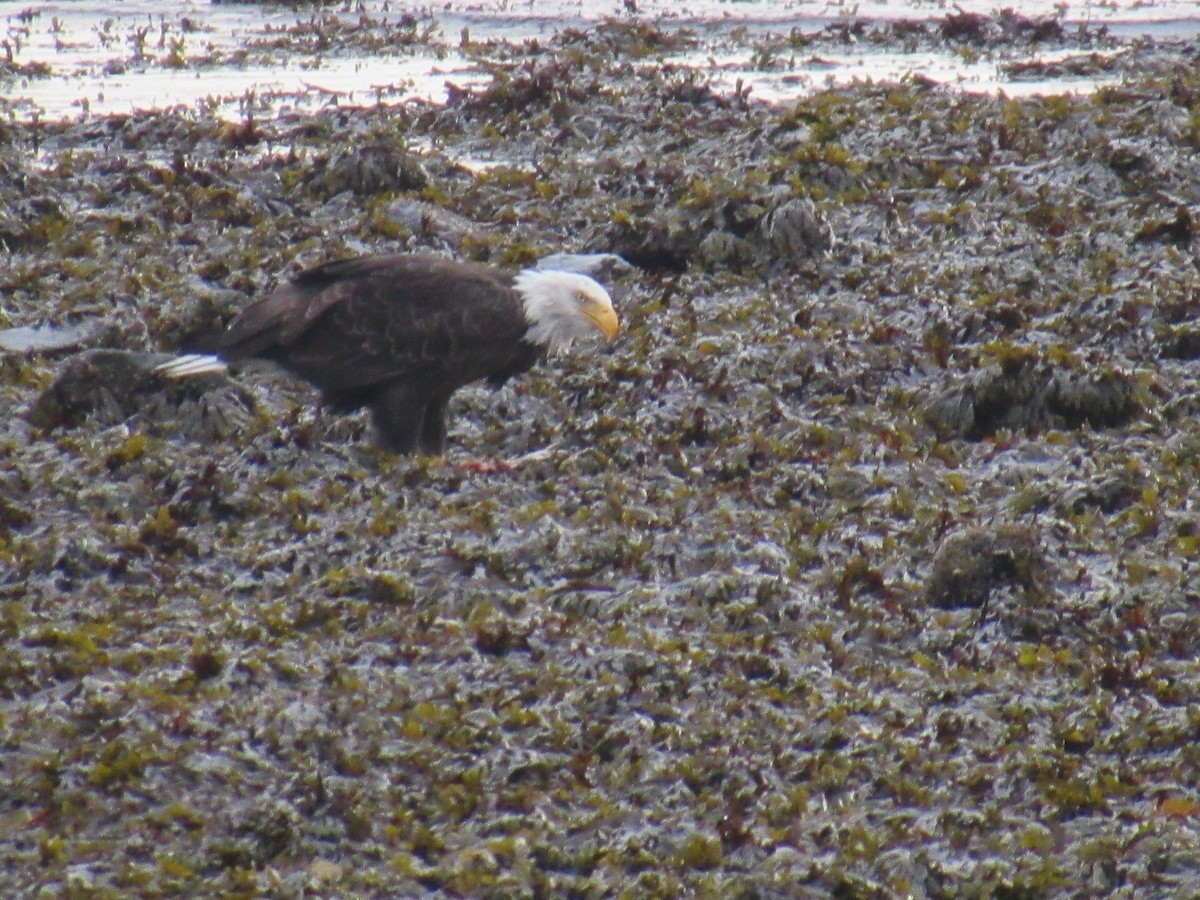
[155,353,228,378]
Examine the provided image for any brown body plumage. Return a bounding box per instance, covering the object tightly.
[160,253,620,454]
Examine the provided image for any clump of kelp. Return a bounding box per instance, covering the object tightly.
[924,343,1146,440]
[3,11,1200,899]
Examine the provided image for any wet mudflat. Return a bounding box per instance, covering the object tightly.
[2,6,1200,897]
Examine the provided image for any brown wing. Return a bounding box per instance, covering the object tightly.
[218,254,536,393]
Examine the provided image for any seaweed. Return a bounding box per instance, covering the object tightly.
[3,12,1200,899]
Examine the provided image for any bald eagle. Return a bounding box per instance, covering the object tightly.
[158,253,620,454]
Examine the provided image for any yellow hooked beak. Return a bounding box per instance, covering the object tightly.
[583,298,621,340]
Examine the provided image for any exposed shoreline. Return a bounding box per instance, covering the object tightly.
[4,0,1199,121]
[3,7,1200,897]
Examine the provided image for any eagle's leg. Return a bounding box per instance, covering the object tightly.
[369,381,428,455]
[417,394,450,455]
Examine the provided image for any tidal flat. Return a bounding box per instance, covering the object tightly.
[2,6,1200,897]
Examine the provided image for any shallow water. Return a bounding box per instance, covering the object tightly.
[1,0,1198,120]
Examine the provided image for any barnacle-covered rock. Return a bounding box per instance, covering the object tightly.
[315,143,430,197]
[31,350,163,430]
[605,187,832,273]
[31,349,255,440]
[698,230,751,268]
[763,195,834,260]
[606,209,695,272]
[924,351,1145,439]
[925,524,1050,609]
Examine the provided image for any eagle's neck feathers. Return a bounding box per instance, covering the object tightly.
[514,269,618,352]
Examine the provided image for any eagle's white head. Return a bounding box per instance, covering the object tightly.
[515,269,620,352]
